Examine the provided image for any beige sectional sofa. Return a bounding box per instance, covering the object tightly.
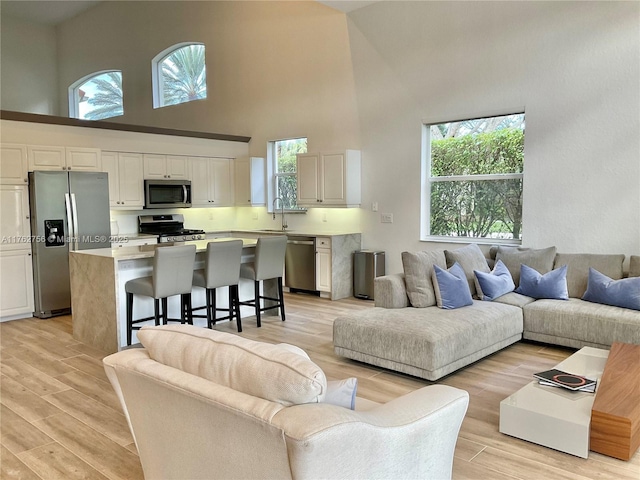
[333,247,640,381]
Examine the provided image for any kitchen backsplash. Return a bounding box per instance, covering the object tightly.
[110,207,363,235]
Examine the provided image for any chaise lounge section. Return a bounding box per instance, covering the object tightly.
[334,246,640,381]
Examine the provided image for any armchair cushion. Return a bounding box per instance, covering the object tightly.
[138,325,327,406]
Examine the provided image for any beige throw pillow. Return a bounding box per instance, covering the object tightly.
[445,243,490,296]
[495,246,557,286]
[138,325,327,406]
[401,250,447,307]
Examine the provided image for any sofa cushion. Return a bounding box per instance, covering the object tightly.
[402,250,447,307]
[523,298,640,347]
[445,243,489,296]
[515,264,569,300]
[495,246,557,286]
[138,325,326,406]
[474,260,515,301]
[630,256,640,278]
[554,253,624,298]
[432,263,473,309]
[582,268,640,311]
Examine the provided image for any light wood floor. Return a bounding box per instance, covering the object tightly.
[1,293,638,479]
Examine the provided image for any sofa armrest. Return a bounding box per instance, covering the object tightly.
[374,273,410,308]
[275,385,469,480]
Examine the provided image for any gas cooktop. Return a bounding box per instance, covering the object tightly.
[138,214,205,243]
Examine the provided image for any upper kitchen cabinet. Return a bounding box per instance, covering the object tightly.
[297,150,361,207]
[143,154,189,180]
[28,146,101,171]
[234,157,266,206]
[0,144,28,185]
[102,152,144,209]
[190,157,233,207]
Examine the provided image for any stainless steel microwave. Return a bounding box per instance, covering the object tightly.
[144,180,192,209]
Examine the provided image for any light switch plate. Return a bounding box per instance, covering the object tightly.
[381,213,393,223]
[372,202,378,212]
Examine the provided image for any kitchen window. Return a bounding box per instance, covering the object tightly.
[422,113,525,243]
[68,70,123,120]
[152,43,207,109]
[269,137,307,211]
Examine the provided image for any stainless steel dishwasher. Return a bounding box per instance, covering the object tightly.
[285,236,317,292]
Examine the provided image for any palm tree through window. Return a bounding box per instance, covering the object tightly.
[153,43,207,108]
[69,71,123,120]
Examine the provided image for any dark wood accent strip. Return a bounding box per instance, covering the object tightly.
[0,110,251,143]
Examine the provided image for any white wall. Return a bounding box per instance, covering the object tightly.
[347,1,640,272]
[2,1,638,275]
[0,16,59,114]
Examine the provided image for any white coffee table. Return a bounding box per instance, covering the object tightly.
[499,346,609,458]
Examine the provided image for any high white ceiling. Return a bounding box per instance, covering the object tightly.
[0,0,102,25]
[0,0,377,26]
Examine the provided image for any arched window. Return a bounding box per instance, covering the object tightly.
[69,70,123,120]
[152,43,207,109]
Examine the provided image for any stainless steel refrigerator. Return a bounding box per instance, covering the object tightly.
[29,170,111,318]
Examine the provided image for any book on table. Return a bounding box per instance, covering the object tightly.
[534,369,597,392]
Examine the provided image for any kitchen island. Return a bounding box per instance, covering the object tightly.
[69,237,278,353]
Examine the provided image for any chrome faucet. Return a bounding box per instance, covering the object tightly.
[272,197,288,231]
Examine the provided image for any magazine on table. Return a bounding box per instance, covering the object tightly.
[533,369,597,392]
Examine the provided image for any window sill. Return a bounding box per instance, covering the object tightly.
[420,236,521,246]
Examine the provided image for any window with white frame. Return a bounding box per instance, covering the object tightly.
[69,70,123,120]
[152,43,207,108]
[422,113,525,242]
[270,137,307,210]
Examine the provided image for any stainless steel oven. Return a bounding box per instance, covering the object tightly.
[144,180,192,209]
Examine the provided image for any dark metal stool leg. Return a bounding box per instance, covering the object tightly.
[233,285,242,332]
[161,298,168,325]
[126,292,134,346]
[277,277,286,321]
[254,280,261,328]
[154,299,161,326]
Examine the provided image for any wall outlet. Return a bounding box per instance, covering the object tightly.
[381,213,393,223]
[252,212,258,220]
[322,213,327,222]
[372,201,378,212]
[208,211,214,220]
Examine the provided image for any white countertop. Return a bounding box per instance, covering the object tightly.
[225,229,362,237]
[73,237,258,260]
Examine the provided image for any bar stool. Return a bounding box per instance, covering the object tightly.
[125,244,196,345]
[239,235,287,328]
[192,239,244,332]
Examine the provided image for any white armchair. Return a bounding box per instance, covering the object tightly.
[104,325,468,480]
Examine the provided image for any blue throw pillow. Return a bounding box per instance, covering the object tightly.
[432,262,473,309]
[515,264,569,300]
[582,268,640,311]
[474,260,515,301]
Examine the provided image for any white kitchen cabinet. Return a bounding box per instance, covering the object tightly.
[101,152,144,209]
[28,146,101,171]
[0,249,34,319]
[297,150,361,207]
[0,185,31,251]
[66,147,101,171]
[234,157,266,206]
[0,144,28,185]
[190,157,233,207]
[315,237,332,293]
[143,154,189,180]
